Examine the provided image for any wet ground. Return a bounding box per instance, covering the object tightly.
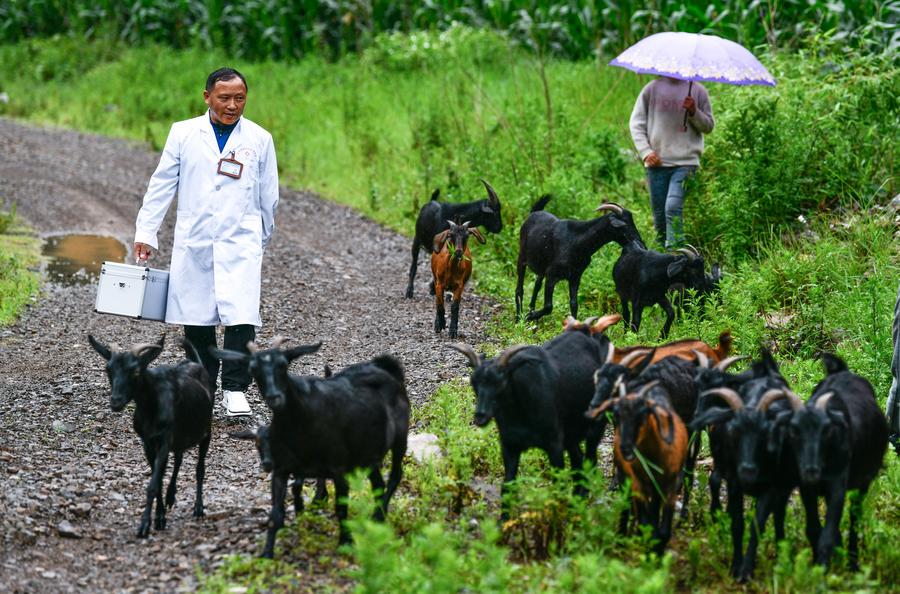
[0,117,500,593]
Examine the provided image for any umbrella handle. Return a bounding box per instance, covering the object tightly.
[683,80,694,131]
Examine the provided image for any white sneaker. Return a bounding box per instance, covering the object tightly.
[223,390,252,417]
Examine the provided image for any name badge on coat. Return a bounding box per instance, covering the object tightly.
[217,151,243,179]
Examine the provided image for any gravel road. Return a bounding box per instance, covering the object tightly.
[0,118,499,593]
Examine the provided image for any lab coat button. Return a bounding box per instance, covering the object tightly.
[215,185,221,191]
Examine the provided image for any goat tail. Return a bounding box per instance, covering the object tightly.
[530,194,553,213]
[373,355,405,385]
[714,331,733,360]
[180,337,203,365]
[821,352,848,375]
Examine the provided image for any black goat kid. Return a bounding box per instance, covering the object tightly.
[214,341,409,556]
[516,197,643,321]
[89,334,212,538]
[775,354,888,570]
[406,180,502,298]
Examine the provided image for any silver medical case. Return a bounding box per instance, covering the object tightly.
[94,262,169,322]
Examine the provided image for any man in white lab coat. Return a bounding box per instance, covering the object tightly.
[134,67,279,417]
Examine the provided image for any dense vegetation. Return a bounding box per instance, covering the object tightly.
[1,6,899,592]
[1,0,896,60]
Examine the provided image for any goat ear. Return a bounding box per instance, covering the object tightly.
[667,258,687,278]
[469,227,486,244]
[480,202,494,214]
[432,230,451,253]
[430,188,440,201]
[767,411,791,453]
[285,342,323,362]
[210,347,248,362]
[88,334,112,360]
[228,428,258,440]
[137,344,164,367]
[609,218,626,228]
[827,408,847,428]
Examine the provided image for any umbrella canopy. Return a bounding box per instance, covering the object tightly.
[610,32,776,87]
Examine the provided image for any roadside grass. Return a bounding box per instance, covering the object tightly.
[0,204,40,326]
[2,32,900,592]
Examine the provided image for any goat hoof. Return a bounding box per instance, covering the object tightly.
[165,494,176,509]
[260,550,274,560]
[192,506,205,518]
[137,523,150,538]
[404,288,414,299]
[154,517,166,531]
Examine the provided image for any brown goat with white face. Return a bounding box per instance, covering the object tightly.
[431,220,486,339]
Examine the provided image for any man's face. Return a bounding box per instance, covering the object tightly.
[204,77,247,125]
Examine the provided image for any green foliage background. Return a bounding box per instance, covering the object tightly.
[1,5,899,591]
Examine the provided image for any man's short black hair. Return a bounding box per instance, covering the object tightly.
[206,68,248,93]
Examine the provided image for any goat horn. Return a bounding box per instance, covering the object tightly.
[130,342,159,356]
[582,316,599,327]
[615,376,627,398]
[247,341,260,353]
[676,248,697,261]
[109,342,122,353]
[604,342,615,365]
[634,380,661,399]
[461,220,472,227]
[591,313,622,335]
[270,336,289,349]
[595,203,624,215]
[564,315,579,329]
[814,391,836,410]
[692,349,710,369]
[684,243,701,257]
[619,349,652,368]
[592,368,602,386]
[448,343,481,368]
[757,388,803,412]
[715,355,748,372]
[498,344,531,368]
[480,179,500,205]
[700,388,744,411]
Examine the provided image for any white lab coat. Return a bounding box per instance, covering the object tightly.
[134,112,279,326]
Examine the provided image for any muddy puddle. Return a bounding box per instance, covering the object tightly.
[42,234,127,285]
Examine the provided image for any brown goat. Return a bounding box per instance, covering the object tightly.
[431,220,485,339]
[587,381,688,555]
[563,315,732,367]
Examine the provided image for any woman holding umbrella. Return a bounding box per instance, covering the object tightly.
[613,32,776,250]
[629,76,714,250]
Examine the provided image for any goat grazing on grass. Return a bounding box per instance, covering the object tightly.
[773,354,889,570]
[451,330,608,518]
[88,334,212,538]
[431,220,486,339]
[613,243,719,338]
[515,197,644,322]
[406,180,502,298]
[214,340,409,556]
[585,381,688,555]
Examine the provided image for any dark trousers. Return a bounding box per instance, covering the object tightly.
[184,324,256,394]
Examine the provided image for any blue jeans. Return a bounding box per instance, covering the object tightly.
[646,166,696,249]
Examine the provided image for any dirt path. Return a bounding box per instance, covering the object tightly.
[0,118,498,593]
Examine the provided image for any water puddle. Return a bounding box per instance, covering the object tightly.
[42,234,127,286]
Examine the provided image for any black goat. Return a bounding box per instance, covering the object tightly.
[406,180,502,298]
[589,349,702,518]
[613,243,717,338]
[515,197,644,321]
[451,330,607,518]
[774,353,888,570]
[88,334,212,538]
[691,349,798,582]
[214,341,409,556]
[690,351,751,516]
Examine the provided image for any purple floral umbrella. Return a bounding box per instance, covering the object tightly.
[610,31,776,127]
